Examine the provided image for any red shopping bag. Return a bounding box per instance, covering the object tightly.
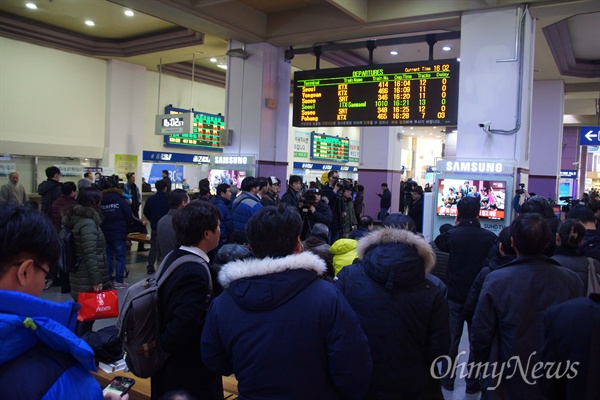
[77,290,119,321]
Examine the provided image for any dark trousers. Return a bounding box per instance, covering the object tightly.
[148,229,158,268]
[441,300,479,390]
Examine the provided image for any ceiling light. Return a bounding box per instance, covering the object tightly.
[442,46,451,51]
[210,58,217,63]
[390,50,398,56]
[124,10,134,17]
[410,127,414,130]
[25,3,37,9]
[456,57,461,62]
[85,20,95,26]
[216,63,228,70]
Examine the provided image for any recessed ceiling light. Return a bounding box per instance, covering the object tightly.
[85,20,95,26]
[217,64,227,70]
[124,10,134,17]
[410,127,414,129]
[456,57,461,62]
[442,46,451,51]
[390,50,398,56]
[210,58,217,63]
[25,3,37,9]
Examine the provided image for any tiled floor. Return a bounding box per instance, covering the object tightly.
[42,248,481,400]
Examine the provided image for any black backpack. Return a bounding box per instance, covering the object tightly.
[58,225,81,274]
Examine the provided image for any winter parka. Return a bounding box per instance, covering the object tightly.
[62,205,110,301]
[336,228,450,399]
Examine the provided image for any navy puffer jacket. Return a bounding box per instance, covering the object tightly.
[337,228,450,399]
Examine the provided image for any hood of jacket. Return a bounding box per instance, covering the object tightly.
[356,227,436,289]
[37,179,60,195]
[330,238,358,255]
[62,204,102,228]
[214,244,253,270]
[218,252,326,311]
[101,188,123,201]
[0,290,96,370]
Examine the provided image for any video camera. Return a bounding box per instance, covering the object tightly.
[516,183,526,195]
[299,189,319,215]
[334,177,352,189]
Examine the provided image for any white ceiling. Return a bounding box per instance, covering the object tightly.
[0,0,598,137]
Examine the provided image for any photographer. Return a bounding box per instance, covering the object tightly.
[407,185,424,233]
[299,188,333,240]
[512,183,528,215]
[341,185,358,236]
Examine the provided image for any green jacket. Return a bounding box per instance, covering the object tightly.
[62,205,110,301]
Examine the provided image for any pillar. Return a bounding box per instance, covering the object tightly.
[224,41,291,181]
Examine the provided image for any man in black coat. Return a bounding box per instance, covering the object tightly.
[152,201,222,400]
[541,293,600,400]
[408,185,424,233]
[470,213,582,399]
[434,196,497,393]
[568,205,600,263]
[143,179,169,274]
[376,182,392,221]
[37,166,62,219]
[320,170,344,244]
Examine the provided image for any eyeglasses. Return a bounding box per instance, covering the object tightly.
[13,260,52,290]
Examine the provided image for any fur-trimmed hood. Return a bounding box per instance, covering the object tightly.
[356,227,436,289]
[218,252,327,311]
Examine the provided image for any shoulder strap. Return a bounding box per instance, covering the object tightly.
[156,253,213,302]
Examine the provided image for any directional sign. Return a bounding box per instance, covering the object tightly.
[579,126,600,145]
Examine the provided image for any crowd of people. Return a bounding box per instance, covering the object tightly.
[1,167,599,399]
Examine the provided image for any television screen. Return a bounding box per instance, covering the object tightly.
[208,169,247,193]
[436,178,506,220]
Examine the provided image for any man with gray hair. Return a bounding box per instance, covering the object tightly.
[0,172,28,206]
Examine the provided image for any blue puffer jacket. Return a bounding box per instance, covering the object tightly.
[210,195,233,245]
[231,192,263,232]
[0,290,102,400]
[336,228,450,399]
[100,188,132,242]
[201,252,372,400]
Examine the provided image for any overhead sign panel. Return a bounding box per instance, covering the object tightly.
[293,58,459,127]
[579,126,600,145]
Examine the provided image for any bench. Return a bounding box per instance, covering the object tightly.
[127,233,150,244]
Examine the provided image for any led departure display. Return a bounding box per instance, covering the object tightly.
[164,106,224,150]
[293,59,459,127]
[310,132,349,162]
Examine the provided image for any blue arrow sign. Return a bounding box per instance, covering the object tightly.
[579,126,600,145]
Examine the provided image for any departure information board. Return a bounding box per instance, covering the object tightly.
[164,106,224,150]
[293,59,459,127]
[310,132,349,162]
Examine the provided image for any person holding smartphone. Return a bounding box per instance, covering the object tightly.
[0,203,128,400]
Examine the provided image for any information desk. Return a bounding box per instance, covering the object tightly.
[92,369,239,400]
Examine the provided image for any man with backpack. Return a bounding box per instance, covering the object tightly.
[151,200,222,400]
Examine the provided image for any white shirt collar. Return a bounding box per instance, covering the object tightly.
[179,245,210,263]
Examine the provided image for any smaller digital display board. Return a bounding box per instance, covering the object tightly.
[293,58,459,127]
[310,132,349,163]
[164,106,224,150]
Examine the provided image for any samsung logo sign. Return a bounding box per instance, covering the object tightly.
[442,161,504,173]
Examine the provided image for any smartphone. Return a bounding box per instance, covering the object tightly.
[103,376,135,397]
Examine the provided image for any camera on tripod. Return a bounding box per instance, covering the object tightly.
[299,189,319,214]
